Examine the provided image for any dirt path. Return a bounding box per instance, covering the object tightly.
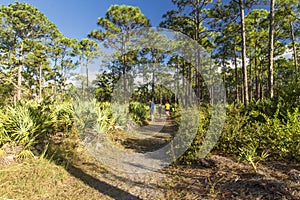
[121,116,176,153]
[70,153,300,199]
[72,115,178,199]
[81,114,178,172]
[71,116,300,199]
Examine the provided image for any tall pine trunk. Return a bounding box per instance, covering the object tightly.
[234,44,239,103]
[268,0,275,98]
[17,42,24,101]
[239,0,249,105]
[290,21,298,83]
[255,54,260,100]
[39,63,42,100]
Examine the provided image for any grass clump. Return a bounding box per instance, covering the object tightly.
[0,157,106,199]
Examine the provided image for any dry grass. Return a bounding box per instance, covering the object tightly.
[0,157,108,200]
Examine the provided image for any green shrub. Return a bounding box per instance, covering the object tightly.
[129,102,148,125]
[0,111,10,146]
[49,100,73,133]
[217,102,300,161]
[72,98,98,133]
[177,100,300,165]
[0,98,76,155]
[72,99,117,139]
[173,105,209,164]
[95,102,114,134]
[238,143,269,172]
[4,103,43,149]
[261,108,300,159]
[285,108,300,159]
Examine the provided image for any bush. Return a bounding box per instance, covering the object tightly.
[3,102,51,149]
[0,110,10,146]
[217,102,300,161]
[177,100,300,165]
[172,105,209,164]
[72,99,116,141]
[0,98,75,157]
[129,102,148,125]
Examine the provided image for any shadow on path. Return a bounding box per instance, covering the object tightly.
[121,117,177,153]
[67,164,142,200]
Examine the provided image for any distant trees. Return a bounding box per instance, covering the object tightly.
[0,2,58,102]
[158,0,299,105]
[0,2,83,103]
[89,0,299,106]
[160,0,215,103]
[1,1,299,107]
[89,5,150,100]
[77,38,100,98]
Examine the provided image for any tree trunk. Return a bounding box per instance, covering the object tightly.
[210,58,214,105]
[176,64,178,104]
[53,60,57,95]
[234,45,239,103]
[188,63,192,105]
[39,63,42,100]
[260,62,264,100]
[152,55,156,99]
[17,42,24,101]
[268,0,275,98]
[290,21,298,83]
[86,59,89,88]
[183,62,187,106]
[196,51,200,103]
[194,0,201,103]
[122,35,127,102]
[249,54,252,102]
[255,54,259,100]
[160,85,163,104]
[239,0,249,105]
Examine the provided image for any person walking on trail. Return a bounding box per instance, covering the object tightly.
[149,99,155,122]
[165,101,171,119]
[158,103,162,119]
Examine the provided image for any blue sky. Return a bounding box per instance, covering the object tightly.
[1,0,176,40]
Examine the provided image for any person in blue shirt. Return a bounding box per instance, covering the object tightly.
[149,99,155,122]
